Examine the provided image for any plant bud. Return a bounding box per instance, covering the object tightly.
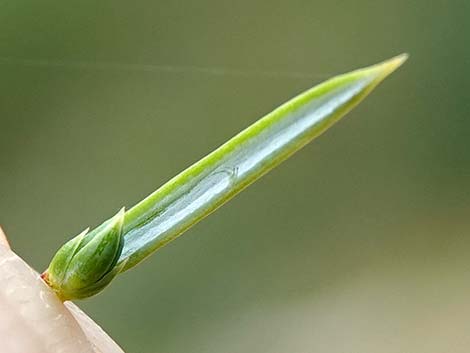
[43,208,126,300]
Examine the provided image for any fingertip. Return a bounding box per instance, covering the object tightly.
[0,246,95,353]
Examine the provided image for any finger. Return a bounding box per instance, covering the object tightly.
[0,244,123,353]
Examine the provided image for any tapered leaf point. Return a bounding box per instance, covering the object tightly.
[360,53,408,85]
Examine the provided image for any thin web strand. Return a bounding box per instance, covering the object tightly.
[0,57,330,80]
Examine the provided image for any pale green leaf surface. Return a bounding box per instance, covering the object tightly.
[116,54,407,271]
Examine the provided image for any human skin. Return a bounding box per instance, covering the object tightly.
[0,227,125,353]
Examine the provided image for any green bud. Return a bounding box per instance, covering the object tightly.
[42,208,126,301]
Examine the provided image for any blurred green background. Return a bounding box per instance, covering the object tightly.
[1,1,469,352]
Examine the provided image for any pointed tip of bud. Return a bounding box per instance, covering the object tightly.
[111,207,126,231]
